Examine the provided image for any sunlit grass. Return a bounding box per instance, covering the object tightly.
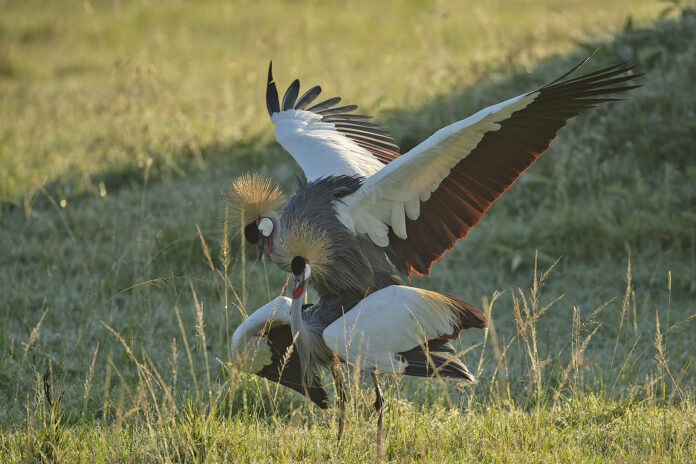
[2,1,696,462]
[2,227,694,462]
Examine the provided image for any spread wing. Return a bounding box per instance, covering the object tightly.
[337,58,643,275]
[267,62,400,181]
[231,297,328,408]
[322,286,486,375]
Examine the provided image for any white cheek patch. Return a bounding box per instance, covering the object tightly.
[258,217,273,238]
[304,263,311,280]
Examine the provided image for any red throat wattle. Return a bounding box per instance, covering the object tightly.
[292,283,305,300]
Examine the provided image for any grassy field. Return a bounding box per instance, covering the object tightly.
[2,0,696,462]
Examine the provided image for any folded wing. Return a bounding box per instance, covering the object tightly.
[322,286,486,376]
[338,59,643,274]
[231,296,328,408]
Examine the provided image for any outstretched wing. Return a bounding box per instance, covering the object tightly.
[322,286,486,375]
[267,62,401,181]
[231,297,328,408]
[337,58,643,275]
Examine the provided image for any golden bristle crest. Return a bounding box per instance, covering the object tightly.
[279,219,333,280]
[225,172,284,226]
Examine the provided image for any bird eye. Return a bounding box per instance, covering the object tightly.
[258,217,274,237]
[244,222,259,244]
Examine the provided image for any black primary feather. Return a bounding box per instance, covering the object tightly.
[316,104,358,115]
[268,65,401,163]
[266,61,280,116]
[294,85,322,110]
[306,96,342,112]
[282,79,300,111]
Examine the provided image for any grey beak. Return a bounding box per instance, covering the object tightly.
[293,274,304,289]
[256,236,265,260]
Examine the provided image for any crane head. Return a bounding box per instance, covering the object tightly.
[225,172,284,260]
[244,216,275,259]
[291,256,311,299]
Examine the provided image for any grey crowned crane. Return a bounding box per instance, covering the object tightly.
[239,57,642,277]
[230,220,487,446]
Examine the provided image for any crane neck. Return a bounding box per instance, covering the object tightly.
[290,286,305,345]
[290,285,310,382]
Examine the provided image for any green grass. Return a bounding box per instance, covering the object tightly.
[2,0,696,462]
[0,0,665,203]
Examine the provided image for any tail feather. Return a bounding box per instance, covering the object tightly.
[445,293,488,329]
[399,341,475,381]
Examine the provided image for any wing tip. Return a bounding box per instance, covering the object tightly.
[545,47,601,87]
[266,60,280,117]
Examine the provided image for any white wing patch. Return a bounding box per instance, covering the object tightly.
[272,110,384,181]
[230,296,292,374]
[337,92,539,246]
[322,286,459,374]
[232,336,273,373]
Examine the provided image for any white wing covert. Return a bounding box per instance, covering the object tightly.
[230,296,292,372]
[338,93,538,247]
[322,286,487,374]
[230,296,328,408]
[266,62,401,181]
[334,59,642,274]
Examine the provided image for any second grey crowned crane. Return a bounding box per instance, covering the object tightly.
[231,220,487,448]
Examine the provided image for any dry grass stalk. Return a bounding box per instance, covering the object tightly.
[190,282,211,394]
[102,351,113,421]
[612,256,632,367]
[23,306,50,358]
[221,207,232,360]
[653,309,685,404]
[82,342,100,416]
[174,304,199,396]
[170,338,178,398]
[15,306,51,402]
[196,224,215,272]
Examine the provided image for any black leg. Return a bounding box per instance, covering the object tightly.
[332,365,346,443]
[371,372,384,460]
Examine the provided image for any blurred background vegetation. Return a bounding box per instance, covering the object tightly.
[1,0,695,461]
[0,0,672,202]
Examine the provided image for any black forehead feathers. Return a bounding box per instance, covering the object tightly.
[291,256,306,276]
[244,222,259,244]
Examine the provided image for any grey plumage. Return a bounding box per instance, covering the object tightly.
[281,175,402,303]
[278,175,489,388]
[280,175,403,384]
